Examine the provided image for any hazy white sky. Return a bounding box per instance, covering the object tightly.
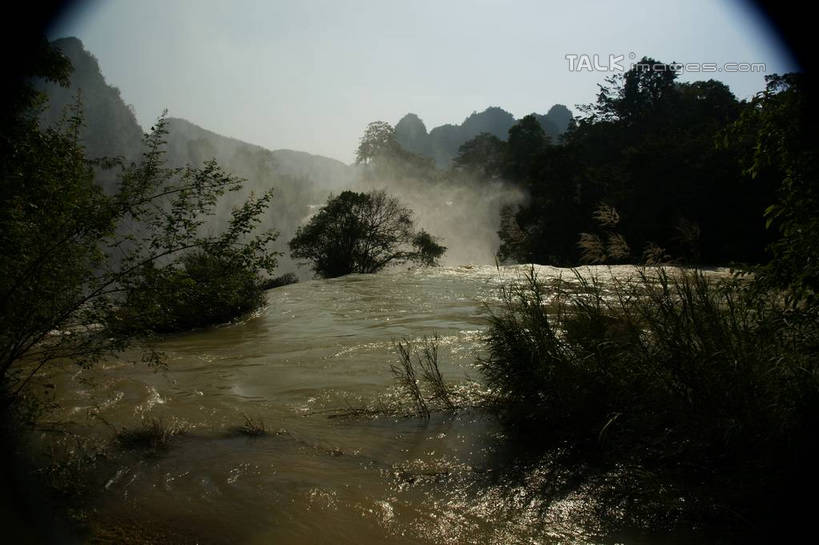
[49,0,796,164]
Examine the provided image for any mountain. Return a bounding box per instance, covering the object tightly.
[40,38,353,186]
[161,117,356,273]
[162,117,352,186]
[37,37,526,270]
[394,105,574,167]
[38,37,357,275]
[39,37,145,165]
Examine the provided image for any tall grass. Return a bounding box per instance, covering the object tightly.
[480,266,819,535]
[392,334,454,417]
[114,417,183,452]
[415,334,455,411]
[392,340,429,418]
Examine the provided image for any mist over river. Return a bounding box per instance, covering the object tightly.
[31,265,711,544]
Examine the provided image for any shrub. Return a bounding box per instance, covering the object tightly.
[1,100,278,396]
[289,190,445,278]
[115,249,266,334]
[479,266,819,533]
[259,272,298,290]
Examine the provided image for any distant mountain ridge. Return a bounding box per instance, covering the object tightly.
[162,117,353,184]
[394,104,573,167]
[37,37,530,270]
[40,38,352,181]
[40,37,145,165]
[39,37,358,275]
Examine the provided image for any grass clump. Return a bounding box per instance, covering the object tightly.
[237,413,266,437]
[115,417,183,452]
[480,266,819,539]
[391,334,455,418]
[392,340,429,418]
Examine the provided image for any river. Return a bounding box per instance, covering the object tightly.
[32,264,670,544]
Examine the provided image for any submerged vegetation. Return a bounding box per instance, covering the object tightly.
[236,414,267,437]
[391,335,457,417]
[114,417,184,452]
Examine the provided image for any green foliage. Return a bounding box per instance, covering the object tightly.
[115,250,267,334]
[355,120,400,165]
[726,73,819,306]
[2,97,117,386]
[259,272,298,290]
[480,267,819,533]
[1,41,279,399]
[356,120,437,179]
[505,114,549,180]
[452,132,506,179]
[112,180,278,334]
[289,190,445,278]
[587,57,678,124]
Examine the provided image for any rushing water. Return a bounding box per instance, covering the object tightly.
[31,265,672,544]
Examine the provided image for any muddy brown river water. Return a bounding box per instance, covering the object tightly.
[30,265,700,544]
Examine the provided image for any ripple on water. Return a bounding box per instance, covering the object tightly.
[35,264,719,544]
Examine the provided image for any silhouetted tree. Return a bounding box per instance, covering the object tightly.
[355,120,437,182]
[505,114,549,181]
[497,57,772,267]
[289,190,445,278]
[355,121,399,165]
[727,73,819,305]
[452,132,506,179]
[588,57,678,124]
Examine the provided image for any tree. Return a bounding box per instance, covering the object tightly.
[1,42,278,401]
[289,190,445,278]
[727,73,819,305]
[587,56,679,124]
[355,121,400,165]
[114,248,270,334]
[497,57,772,267]
[452,132,506,179]
[411,230,447,266]
[356,120,436,179]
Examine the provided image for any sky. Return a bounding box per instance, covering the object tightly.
[49,0,797,164]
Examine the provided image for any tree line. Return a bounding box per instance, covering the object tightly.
[452,59,813,283]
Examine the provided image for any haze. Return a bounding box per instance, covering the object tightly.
[49,0,796,163]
